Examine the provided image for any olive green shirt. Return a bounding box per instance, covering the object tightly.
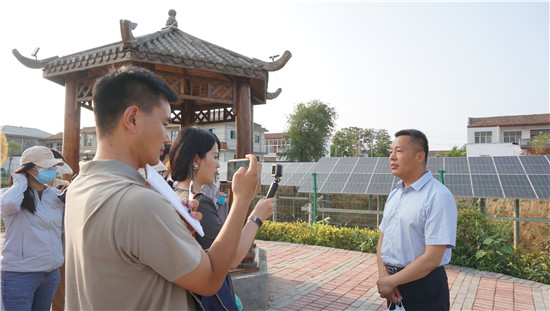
[65,160,202,310]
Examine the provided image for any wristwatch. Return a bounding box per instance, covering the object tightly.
[249,215,263,228]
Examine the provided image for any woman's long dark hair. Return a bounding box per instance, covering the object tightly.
[8,162,37,214]
[168,127,220,182]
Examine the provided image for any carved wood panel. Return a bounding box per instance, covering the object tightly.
[157,73,234,104]
[193,107,234,124]
[76,79,95,111]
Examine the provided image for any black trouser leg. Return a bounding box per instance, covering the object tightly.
[387,266,449,311]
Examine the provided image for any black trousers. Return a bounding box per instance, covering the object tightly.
[387,266,449,311]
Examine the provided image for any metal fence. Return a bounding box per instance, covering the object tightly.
[249,183,550,251]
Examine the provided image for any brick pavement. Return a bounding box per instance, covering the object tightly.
[257,240,550,311]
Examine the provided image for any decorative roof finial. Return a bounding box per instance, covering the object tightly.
[165,9,178,29]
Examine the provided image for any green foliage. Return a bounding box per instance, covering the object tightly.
[280,100,337,162]
[256,220,379,253]
[508,250,550,284]
[330,127,391,157]
[530,134,550,155]
[444,145,467,157]
[257,209,549,284]
[451,209,549,284]
[7,140,22,157]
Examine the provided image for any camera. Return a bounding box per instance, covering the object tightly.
[271,164,282,178]
[266,164,283,199]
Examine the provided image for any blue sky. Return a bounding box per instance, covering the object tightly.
[1,0,548,150]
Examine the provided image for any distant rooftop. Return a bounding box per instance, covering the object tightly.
[41,132,63,141]
[265,132,287,139]
[468,113,550,128]
[0,125,52,139]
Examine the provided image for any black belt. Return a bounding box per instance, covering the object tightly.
[386,264,404,274]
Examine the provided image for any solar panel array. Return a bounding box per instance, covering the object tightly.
[258,156,550,200]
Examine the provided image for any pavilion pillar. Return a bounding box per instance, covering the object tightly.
[62,77,80,180]
[181,102,194,128]
[235,77,252,158]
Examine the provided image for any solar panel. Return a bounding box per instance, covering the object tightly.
[471,174,503,198]
[527,174,550,199]
[315,157,338,173]
[519,156,550,174]
[276,156,548,200]
[315,158,358,193]
[261,163,274,185]
[499,174,537,199]
[367,174,396,195]
[319,173,350,193]
[342,173,371,194]
[373,157,391,173]
[335,157,359,173]
[298,172,329,193]
[292,163,316,186]
[444,157,470,174]
[469,157,497,174]
[354,157,378,173]
[445,174,473,197]
[493,156,525,175]
[427,157,444,174]
[280,162,298,174]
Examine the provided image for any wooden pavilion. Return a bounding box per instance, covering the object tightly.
[13,9,291,176]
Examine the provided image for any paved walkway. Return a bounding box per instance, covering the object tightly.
[256,241,550,311]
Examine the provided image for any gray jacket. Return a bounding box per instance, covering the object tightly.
[0,174,64,272]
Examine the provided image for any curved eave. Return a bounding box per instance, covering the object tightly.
[12,49,58,69]
[267,88,282,100]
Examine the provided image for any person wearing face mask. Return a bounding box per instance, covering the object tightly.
[0,146,66,311]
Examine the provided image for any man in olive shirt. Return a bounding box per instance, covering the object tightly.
[65,66,261,310]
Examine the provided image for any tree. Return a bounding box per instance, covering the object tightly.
[7,140,22,176]
[444,145,467,157]
[370,129,392,157]
[530,134,550,155]
[330,127,365,157]
[330,127,391,157]
[281,100,337,162]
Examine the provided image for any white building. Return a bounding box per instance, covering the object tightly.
[167,122,268,162]
[466,113,550,156]
[264,132,291,162]
[0,125,54,176]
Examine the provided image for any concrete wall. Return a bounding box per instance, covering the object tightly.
[466,143,523,157]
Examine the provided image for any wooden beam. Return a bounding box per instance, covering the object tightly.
[62,78,80,179]
[180,94,233,105]
[235,77,252,158]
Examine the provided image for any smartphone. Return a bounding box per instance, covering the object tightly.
[227,159,251,182]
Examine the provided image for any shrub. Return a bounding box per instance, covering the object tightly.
[257,209,549,284]
[256,220,379,253]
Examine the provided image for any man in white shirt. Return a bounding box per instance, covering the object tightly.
[376,129,457,311]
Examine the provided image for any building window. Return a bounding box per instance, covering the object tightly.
[230,130,236,139]
[208,128,215,134]
[530,129,550,138]
[84,134,93,147]
[503,131,521,143]
[46,143,54,148]
[474,131,492,144]
[254,135,260,143]
[56,143,62,151]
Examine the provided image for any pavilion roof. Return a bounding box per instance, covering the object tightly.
[13,10,290,87]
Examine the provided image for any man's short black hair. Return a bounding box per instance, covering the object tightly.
[92,66,179,136]
[395,129,429,164]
